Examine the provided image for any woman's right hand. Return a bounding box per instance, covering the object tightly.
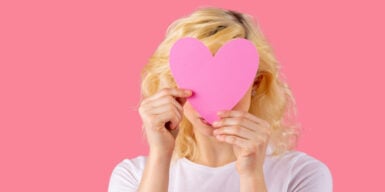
[138,88,192,155]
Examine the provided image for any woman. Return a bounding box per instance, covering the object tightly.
[109,7,333,192]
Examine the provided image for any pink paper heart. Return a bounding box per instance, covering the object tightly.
[169,37,259,124]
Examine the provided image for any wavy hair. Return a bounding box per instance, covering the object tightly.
[140,7,301,159]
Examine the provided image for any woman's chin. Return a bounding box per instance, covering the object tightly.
[198,117,213,127]
[195,117,218,136]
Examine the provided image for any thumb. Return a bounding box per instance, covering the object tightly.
[175,90,194,107]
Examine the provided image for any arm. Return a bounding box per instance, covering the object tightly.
[137,88,192,191]
[213,110,272,192]
[137,151,172,192]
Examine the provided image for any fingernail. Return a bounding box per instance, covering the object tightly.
[184,90,192,95]
[213,121,220,127]
[217,111,224,116]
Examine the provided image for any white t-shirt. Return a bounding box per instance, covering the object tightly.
[108,148,333,192]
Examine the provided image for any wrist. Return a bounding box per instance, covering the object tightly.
[240,173,265,183]
[149,145,174,156]
[149,148,173,161]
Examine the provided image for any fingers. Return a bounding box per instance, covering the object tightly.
[211,110,272,158]
[150,103,182,121]
[213,125,254,140]
[213,125,270,146]
[213,118,270,140]
[147,88,192,103]
[138,88,193,152]
[216,134,249,148]
[216,110,271,133]
[139,88,192,131]
[142,97,183,128]
[212,115,256,132]
[149,96,184,113]
[216,134,263,156]
[156,110,180,130]
[149,102,182,130]
[217,110,264,126]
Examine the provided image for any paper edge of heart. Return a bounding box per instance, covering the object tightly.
[169,37,260,124]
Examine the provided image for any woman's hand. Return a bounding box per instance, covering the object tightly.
[138,88,192,192]
[138,88,192,155]
[212,110,271,177]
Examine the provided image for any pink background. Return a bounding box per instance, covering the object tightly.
[0,0,383,191]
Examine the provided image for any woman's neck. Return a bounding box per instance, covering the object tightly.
[190,127,237,167]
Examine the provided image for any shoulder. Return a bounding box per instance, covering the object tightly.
[275,150,333,192]
[108,156,148,192]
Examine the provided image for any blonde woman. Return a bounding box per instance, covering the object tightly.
[109,7,332,192]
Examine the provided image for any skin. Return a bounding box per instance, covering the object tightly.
[138,75,270,192]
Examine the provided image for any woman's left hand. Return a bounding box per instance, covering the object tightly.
[212,110,271,177]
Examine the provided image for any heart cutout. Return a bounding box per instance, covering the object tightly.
[169,37,259,124]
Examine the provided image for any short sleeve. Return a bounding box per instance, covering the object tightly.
[288,154,333,192]
[108,156,147,192]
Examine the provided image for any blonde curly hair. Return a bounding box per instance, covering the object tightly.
[140,7,301,159]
